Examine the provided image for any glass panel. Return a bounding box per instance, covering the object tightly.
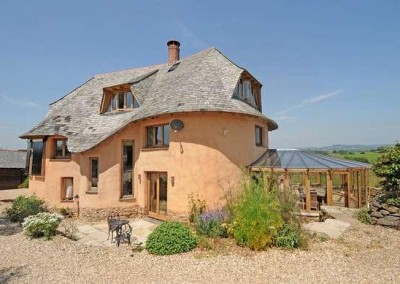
[63,178,73,200]
[118,92,124,109]
[163,125,170,146]
[126,92,133,108]
[91,158,98,187]
[244,80,251,100]
[155,126,163,145]
[111,94,117,111]
[31,141,43,175]
[159,174,168,215]
[238,80,243,98]
[147,127,154,147]
[106,100,112,112]
[255,127,262,146]
[64,141,71,157]
[133,95,140,108]
[55,140,63,156]
[122,141,133,196]
[150,173,157,213]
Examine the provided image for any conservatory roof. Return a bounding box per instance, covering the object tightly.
[250,149,371,170]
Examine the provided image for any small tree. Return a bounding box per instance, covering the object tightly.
[372,143,400,197]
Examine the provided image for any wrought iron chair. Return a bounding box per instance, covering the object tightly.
[115,223,132,247]
[107,212,120,241]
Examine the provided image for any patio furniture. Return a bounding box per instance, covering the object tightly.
[115,223,132,247]
[107,212,120,241]
[310,192,319,211]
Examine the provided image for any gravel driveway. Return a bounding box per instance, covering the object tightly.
[1,202,400,284]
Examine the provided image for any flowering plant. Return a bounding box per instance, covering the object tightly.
[22,212,63,240]
[195,207,228,238]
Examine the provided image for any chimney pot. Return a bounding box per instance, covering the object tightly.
[167,40,180,65]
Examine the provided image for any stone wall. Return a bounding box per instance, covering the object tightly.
[370,200,400,228]
[80,206,143,222]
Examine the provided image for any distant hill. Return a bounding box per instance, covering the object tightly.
[301,144,393,152]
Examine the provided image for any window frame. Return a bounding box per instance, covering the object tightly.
[88,157,99,192]
[61,177,74,202]
[53,139,71,159]
[121,140,135,198]
[146,124,170,148]
[235,74,262,111]
[29,139,45,176]
[255,126,263,147]
[102,87,140,114]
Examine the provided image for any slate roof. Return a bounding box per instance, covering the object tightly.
[0,150,27,169]
[21,47,278,153]
[250,149,371,170]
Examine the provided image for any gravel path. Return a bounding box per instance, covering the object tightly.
[1,202,400,284]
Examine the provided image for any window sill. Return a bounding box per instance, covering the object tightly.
[50,158,71,162]
[256,145,267,148]
[61,200,74,203]
[141,147,169,152]
[120,195,136,202]
[30,175,45,181]
[85,189,98,195]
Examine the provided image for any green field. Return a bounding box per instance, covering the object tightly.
[330,151,382,164]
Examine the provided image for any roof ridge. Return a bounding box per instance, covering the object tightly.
[49,77,95,106]
[94,63,165,77]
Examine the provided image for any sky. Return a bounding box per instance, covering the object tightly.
[0,0,399,150]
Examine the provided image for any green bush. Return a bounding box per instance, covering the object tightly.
[227,173,283,251]
[22,212,63,239]
[275,223,302,249]
[6,195,47,223]
[18,177,29,189]
[146,221,197,255]
[195,207,228,238]
[356,207,371,224]
[385,197,400,207]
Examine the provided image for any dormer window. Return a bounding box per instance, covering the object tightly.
[234,72,262,111]
[105,91,139,113]
[101,84,140,113]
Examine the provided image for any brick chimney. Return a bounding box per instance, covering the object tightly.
[167,40,180,65]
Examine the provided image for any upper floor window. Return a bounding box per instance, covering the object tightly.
[234,73,262,111]
[146,124,170,148]
[53,139,71,159]
[255,126,263,146]
[105,91,140,113]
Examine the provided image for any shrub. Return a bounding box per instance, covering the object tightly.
[275,223,302,249]
[146,221,197,255]
[59,207,74,218]
[356,207,371,224]
[195,207,228,238]
[18,177,29,189]
[22,212,63,239]
[6,195,47,223]
[188,194,206,223]
[385,197,400,207]
[227,173,283,251]
[372,143,400,197]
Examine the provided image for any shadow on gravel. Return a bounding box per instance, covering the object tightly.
[0,215,22,236]
[0,266,26,283]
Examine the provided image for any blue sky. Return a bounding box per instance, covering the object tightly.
[0,0,399,149]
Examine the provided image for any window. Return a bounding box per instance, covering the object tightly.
[89,158,99,191]
[122,141,134,197]
[234,77,261,110]
[104,91,139,113]
[54,139,70,158]
[146,124,170,147]
[255,126,263,146]
[30,140,44,176]
[61,177,74,201]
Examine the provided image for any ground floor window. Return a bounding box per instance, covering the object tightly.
[61,177,74,201]
[30,139,45,176]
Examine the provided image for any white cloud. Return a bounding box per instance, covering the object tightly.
[1,94,40,108]
[276,90,344,115]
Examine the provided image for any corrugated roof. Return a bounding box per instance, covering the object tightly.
[0,150,27,169]
[250,149,371,170]
[20,47,278,153]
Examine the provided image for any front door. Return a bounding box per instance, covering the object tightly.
[148,172,168,220]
